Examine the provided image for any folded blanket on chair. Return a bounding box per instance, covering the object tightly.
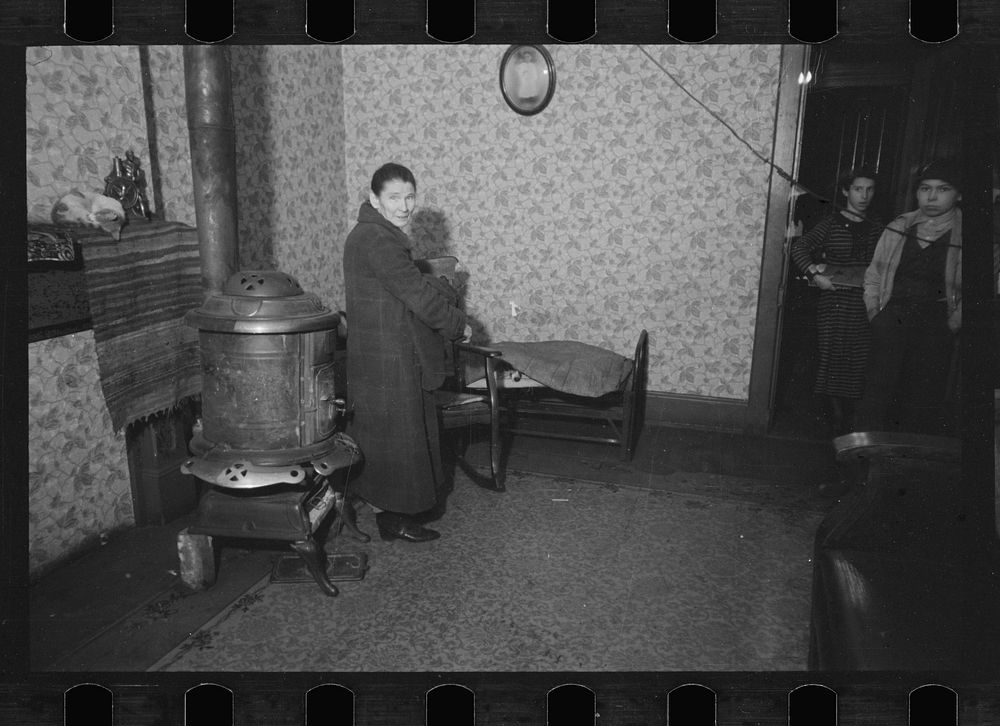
[490,340,632,398]
[79,221,203,432]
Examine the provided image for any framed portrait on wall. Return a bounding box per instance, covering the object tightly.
[499,44,556,116]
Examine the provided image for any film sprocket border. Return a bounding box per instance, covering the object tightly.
[5,0,999,723]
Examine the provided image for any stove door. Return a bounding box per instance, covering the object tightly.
[312,362,338,441]
[299,328,339,446]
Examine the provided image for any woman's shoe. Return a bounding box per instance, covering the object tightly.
[375,512,441,542]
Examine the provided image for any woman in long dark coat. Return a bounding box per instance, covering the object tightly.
[343,163,467,542]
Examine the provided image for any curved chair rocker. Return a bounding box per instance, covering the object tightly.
[436,341,506,491]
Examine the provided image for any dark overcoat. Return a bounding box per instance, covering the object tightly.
[343,202,466,514]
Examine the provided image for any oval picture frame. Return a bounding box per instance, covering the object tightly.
[499,45,556,116]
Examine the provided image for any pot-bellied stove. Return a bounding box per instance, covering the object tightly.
[177,270,366,597]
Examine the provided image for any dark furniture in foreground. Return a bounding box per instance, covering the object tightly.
[809,431,1000,671]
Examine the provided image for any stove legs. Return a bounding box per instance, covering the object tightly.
[290,539,339,597]
[177,529,340,597]
[333,491,371,543]
[177,528,217,591]
[178,474,361,597]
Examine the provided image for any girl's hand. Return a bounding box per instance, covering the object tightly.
[813,274,835,291]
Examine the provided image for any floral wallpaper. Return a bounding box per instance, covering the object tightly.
[230,46,349,304]
[227,44,782,399]
[24,44,783,575]
[144,46,197,226]
[25,46,192,577]
[340,45,782,398]
[26,46,149,221]
[28,334,133,577]
[26,45,195,225]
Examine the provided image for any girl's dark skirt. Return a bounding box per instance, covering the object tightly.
[814,287,870,399]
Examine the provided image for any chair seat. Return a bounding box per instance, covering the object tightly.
[436,391,493,427]
[435,391,487,408]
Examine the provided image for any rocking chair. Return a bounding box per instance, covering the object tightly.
[435,341,506,491]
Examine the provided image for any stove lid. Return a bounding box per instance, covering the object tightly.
[224,270,304,297]
[185,269,341,334]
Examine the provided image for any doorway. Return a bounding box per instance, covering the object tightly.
[769,48,917,440]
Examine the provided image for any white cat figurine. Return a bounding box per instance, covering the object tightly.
[51,190,127,240]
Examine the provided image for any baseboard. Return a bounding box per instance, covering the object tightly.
[644,391,754,434]
[28,523,133,583]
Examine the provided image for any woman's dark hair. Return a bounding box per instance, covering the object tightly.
[838,166,877,192]
[371,162,416,195]
[916,159,963,192]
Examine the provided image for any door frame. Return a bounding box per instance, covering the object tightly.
[745,45,811,434]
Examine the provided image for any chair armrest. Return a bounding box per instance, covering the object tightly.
[455,341,504,358]
[832,431,961,465]
[454,342,502,411]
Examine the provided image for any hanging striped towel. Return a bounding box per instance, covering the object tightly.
[79,220,203,432]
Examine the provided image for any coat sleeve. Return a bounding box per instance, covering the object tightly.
[365,228,466,339]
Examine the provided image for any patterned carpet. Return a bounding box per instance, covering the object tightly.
[149,469,824,672]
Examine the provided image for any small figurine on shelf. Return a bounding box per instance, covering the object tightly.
[104,150,153,221]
